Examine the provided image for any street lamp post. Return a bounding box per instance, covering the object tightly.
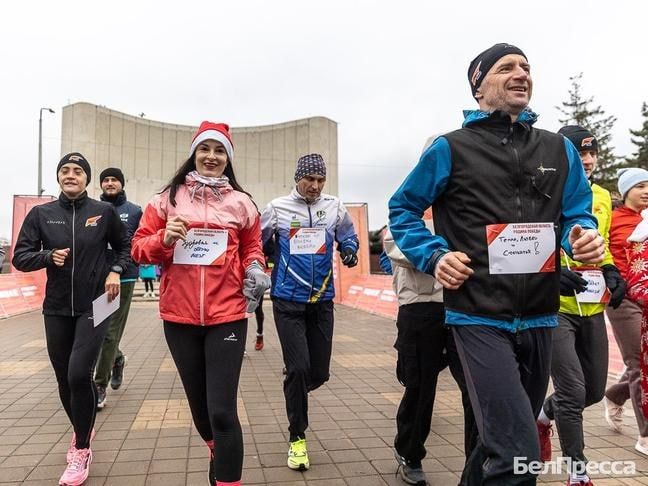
[38,107,55,196]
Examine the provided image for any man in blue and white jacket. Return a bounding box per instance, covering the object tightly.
[389,43,605,485]
[261,153,359,472]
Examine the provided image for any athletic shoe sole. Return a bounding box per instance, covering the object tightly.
[287,460,309,471]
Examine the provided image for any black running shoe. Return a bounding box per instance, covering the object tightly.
[110,355,127,390]
[394,450,427,485]
[96,385,107,410]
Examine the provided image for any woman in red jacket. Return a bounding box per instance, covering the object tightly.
[132,122,269,486]
[604,168,648,456]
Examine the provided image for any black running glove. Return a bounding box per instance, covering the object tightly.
[560,267,588,296]
[601,264,626,309]
[340,248,358,268]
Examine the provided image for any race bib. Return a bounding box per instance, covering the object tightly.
[289,228,326,255]
[486,222,556,274]
[173,228,228,266]
[574,267,610,304]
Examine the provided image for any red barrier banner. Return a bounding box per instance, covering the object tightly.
[0,272,45,318]
[334,203,370,302]
[0,195,54,318]
[10,195,56,273]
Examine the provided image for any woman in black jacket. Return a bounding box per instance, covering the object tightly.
[13,152,130,486]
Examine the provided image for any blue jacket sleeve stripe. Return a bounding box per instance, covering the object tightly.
[388,137,452,274]
[560,138,598,256]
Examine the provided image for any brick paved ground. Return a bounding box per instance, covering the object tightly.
[1,301,647,485]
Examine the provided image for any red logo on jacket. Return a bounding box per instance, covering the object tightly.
[85,215,102,227]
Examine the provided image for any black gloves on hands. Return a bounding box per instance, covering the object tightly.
[560,264,627,309]
[601,264,626,309]
[340,248,358,268]
[560,267,588,296]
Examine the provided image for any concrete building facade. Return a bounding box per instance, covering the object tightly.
[60,102,338,210]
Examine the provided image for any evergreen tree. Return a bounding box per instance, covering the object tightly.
[557,73,619,191]
[627,102,648,170]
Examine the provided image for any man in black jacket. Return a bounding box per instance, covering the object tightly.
[389,44,606,485]
[94,168,142,409]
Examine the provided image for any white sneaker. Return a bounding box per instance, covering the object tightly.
[635,436,648,456]
[604,397,624,433]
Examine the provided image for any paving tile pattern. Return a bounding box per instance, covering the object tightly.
[1,301,647,485]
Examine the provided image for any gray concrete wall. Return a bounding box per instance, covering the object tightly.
[60,102,338,210]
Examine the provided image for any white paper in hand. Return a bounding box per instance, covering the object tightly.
[92,292,120,328]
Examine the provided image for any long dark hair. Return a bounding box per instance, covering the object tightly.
[162,153,253,207]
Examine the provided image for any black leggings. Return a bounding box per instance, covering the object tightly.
[143,278,154,293]
[44,311,110,449]
[255,294,264,335]
[164,319,247,483]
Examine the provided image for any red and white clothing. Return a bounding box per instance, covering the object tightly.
[609,206,643,279]
[623,210,648,419]
[131,172,264,325]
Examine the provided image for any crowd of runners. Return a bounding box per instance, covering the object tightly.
[10,42,648,486]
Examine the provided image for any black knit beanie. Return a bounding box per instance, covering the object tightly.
[56,152,91,184]
[99,167,125,187]
[558,125,598,153]
[468,43,527,99]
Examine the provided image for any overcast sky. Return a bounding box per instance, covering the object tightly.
[1,0,646,239]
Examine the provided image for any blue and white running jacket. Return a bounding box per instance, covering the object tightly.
[261,188,359,303]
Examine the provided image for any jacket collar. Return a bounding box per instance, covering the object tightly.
[462,108,538,128]
[100,190,127,206]
[290,187,320,204]
[616,204,642,216]
[184,171,232,202]
[58,191,88,209]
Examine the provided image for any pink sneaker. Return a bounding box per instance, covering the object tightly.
[59,448,92,486]
[66,428,96,463]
